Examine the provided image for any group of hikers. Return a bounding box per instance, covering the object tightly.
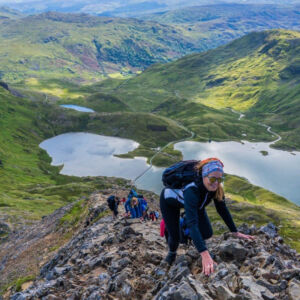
[108,157,255,276]
[107,189,159,221]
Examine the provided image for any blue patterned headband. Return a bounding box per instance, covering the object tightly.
[202,160,224,177]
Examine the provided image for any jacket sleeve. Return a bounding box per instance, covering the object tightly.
[214,198,237,232]
[183,187,207,253]
[124,199,130,213]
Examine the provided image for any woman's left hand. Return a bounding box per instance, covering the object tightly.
[233,232,255,240]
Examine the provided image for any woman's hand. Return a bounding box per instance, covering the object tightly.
[233,232,255,240]
[201,250,217,276]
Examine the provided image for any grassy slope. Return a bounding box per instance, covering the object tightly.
[0,12,203,83]
[222,175,300,251]
[152,97,273,143]
[1,4,299,84]
[112,30,300,150]
[0,85,191,226]
[142,4,300,49]
[0,86,128,226]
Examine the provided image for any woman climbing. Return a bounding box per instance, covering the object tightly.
[160,158,255,275]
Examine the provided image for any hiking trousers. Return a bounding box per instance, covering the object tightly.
[160,190,213,253]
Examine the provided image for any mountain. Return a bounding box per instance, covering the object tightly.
[141,3,300,50]
[1,5,299,83]
[0,6,24,19]
[1,191,300,297]
[111,30,300,150]
[0,12,203,83]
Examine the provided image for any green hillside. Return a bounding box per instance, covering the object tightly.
[1,5,299,85]
[0,84,300,251]
[142,3,300,50]
[0,85,191,229]
[0,12,204,83]
[111,30,300,150]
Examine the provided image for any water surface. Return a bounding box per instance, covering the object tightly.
[40,132,147,178]
[40,132,300,205]
[174,140,300,205]
[60,104,95,113]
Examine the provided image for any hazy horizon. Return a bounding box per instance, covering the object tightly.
[1,0,299,16]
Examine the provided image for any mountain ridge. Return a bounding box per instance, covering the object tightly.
[111,29,300,150]
[1,191,299,299]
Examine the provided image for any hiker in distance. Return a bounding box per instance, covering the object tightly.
[160,158,255,275]
[107,195,120,220]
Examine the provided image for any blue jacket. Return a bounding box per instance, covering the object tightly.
[125,198,142,218]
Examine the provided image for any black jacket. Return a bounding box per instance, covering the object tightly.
[183,181,237,253]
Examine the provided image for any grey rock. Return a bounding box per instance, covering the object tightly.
[259,223,278,238]
[237,223,251,235]
[10,293,27,300]
[186,275,213,299]
[109,257,131,273]
[211,281,235,300]
[223,273,239,293]
[219,240,248,262]
[155,268,166,277]
[98,272,110,282]
[87,257,103,269]
[235,288,255,300]
[287,278,300,300]
[256,279,287,293]
[281,269,300,281]
[87,291,101,300]
[172,266,190,283]
[217,268,229,279]
[120,226,136,239]
[157,281,199,300]
[240,276,275,300]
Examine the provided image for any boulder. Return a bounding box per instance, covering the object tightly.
[259,223,278,238]
[287,278,300,300]
[156,280,199,300]
[239,276,276,300]
[211,281,236,300]
[219,240,248,262]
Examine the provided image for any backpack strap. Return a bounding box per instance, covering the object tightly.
[164,188,184,203]
[183,182,197,191]
[164,182,199,205]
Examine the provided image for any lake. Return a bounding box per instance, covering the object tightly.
[60,104,95,113]
[40,132,300,205]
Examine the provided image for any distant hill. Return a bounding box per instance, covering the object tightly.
[1,4,300,84]
[0,12,203,83]
[0,6,24,19]
[111,30,300,150]
[1,0,299,16]
[141,3,300,50]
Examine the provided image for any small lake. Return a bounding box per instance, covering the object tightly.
[60,104,95,113]
[40,132,300,206]
[39,132,148,178]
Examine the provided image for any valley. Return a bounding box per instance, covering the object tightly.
[0,4,300,295]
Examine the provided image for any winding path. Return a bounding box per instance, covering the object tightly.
[229,109,282,146]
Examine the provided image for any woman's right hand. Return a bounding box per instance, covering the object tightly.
[201,250,217,276]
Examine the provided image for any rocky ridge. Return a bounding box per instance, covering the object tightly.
[2,192,300,300]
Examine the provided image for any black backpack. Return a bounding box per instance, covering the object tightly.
[107,195,115,205]
[162,160,200,189]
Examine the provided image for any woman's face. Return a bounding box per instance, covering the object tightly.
[203,171,223,191]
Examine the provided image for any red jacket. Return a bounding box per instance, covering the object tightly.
[160,219,165,237]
